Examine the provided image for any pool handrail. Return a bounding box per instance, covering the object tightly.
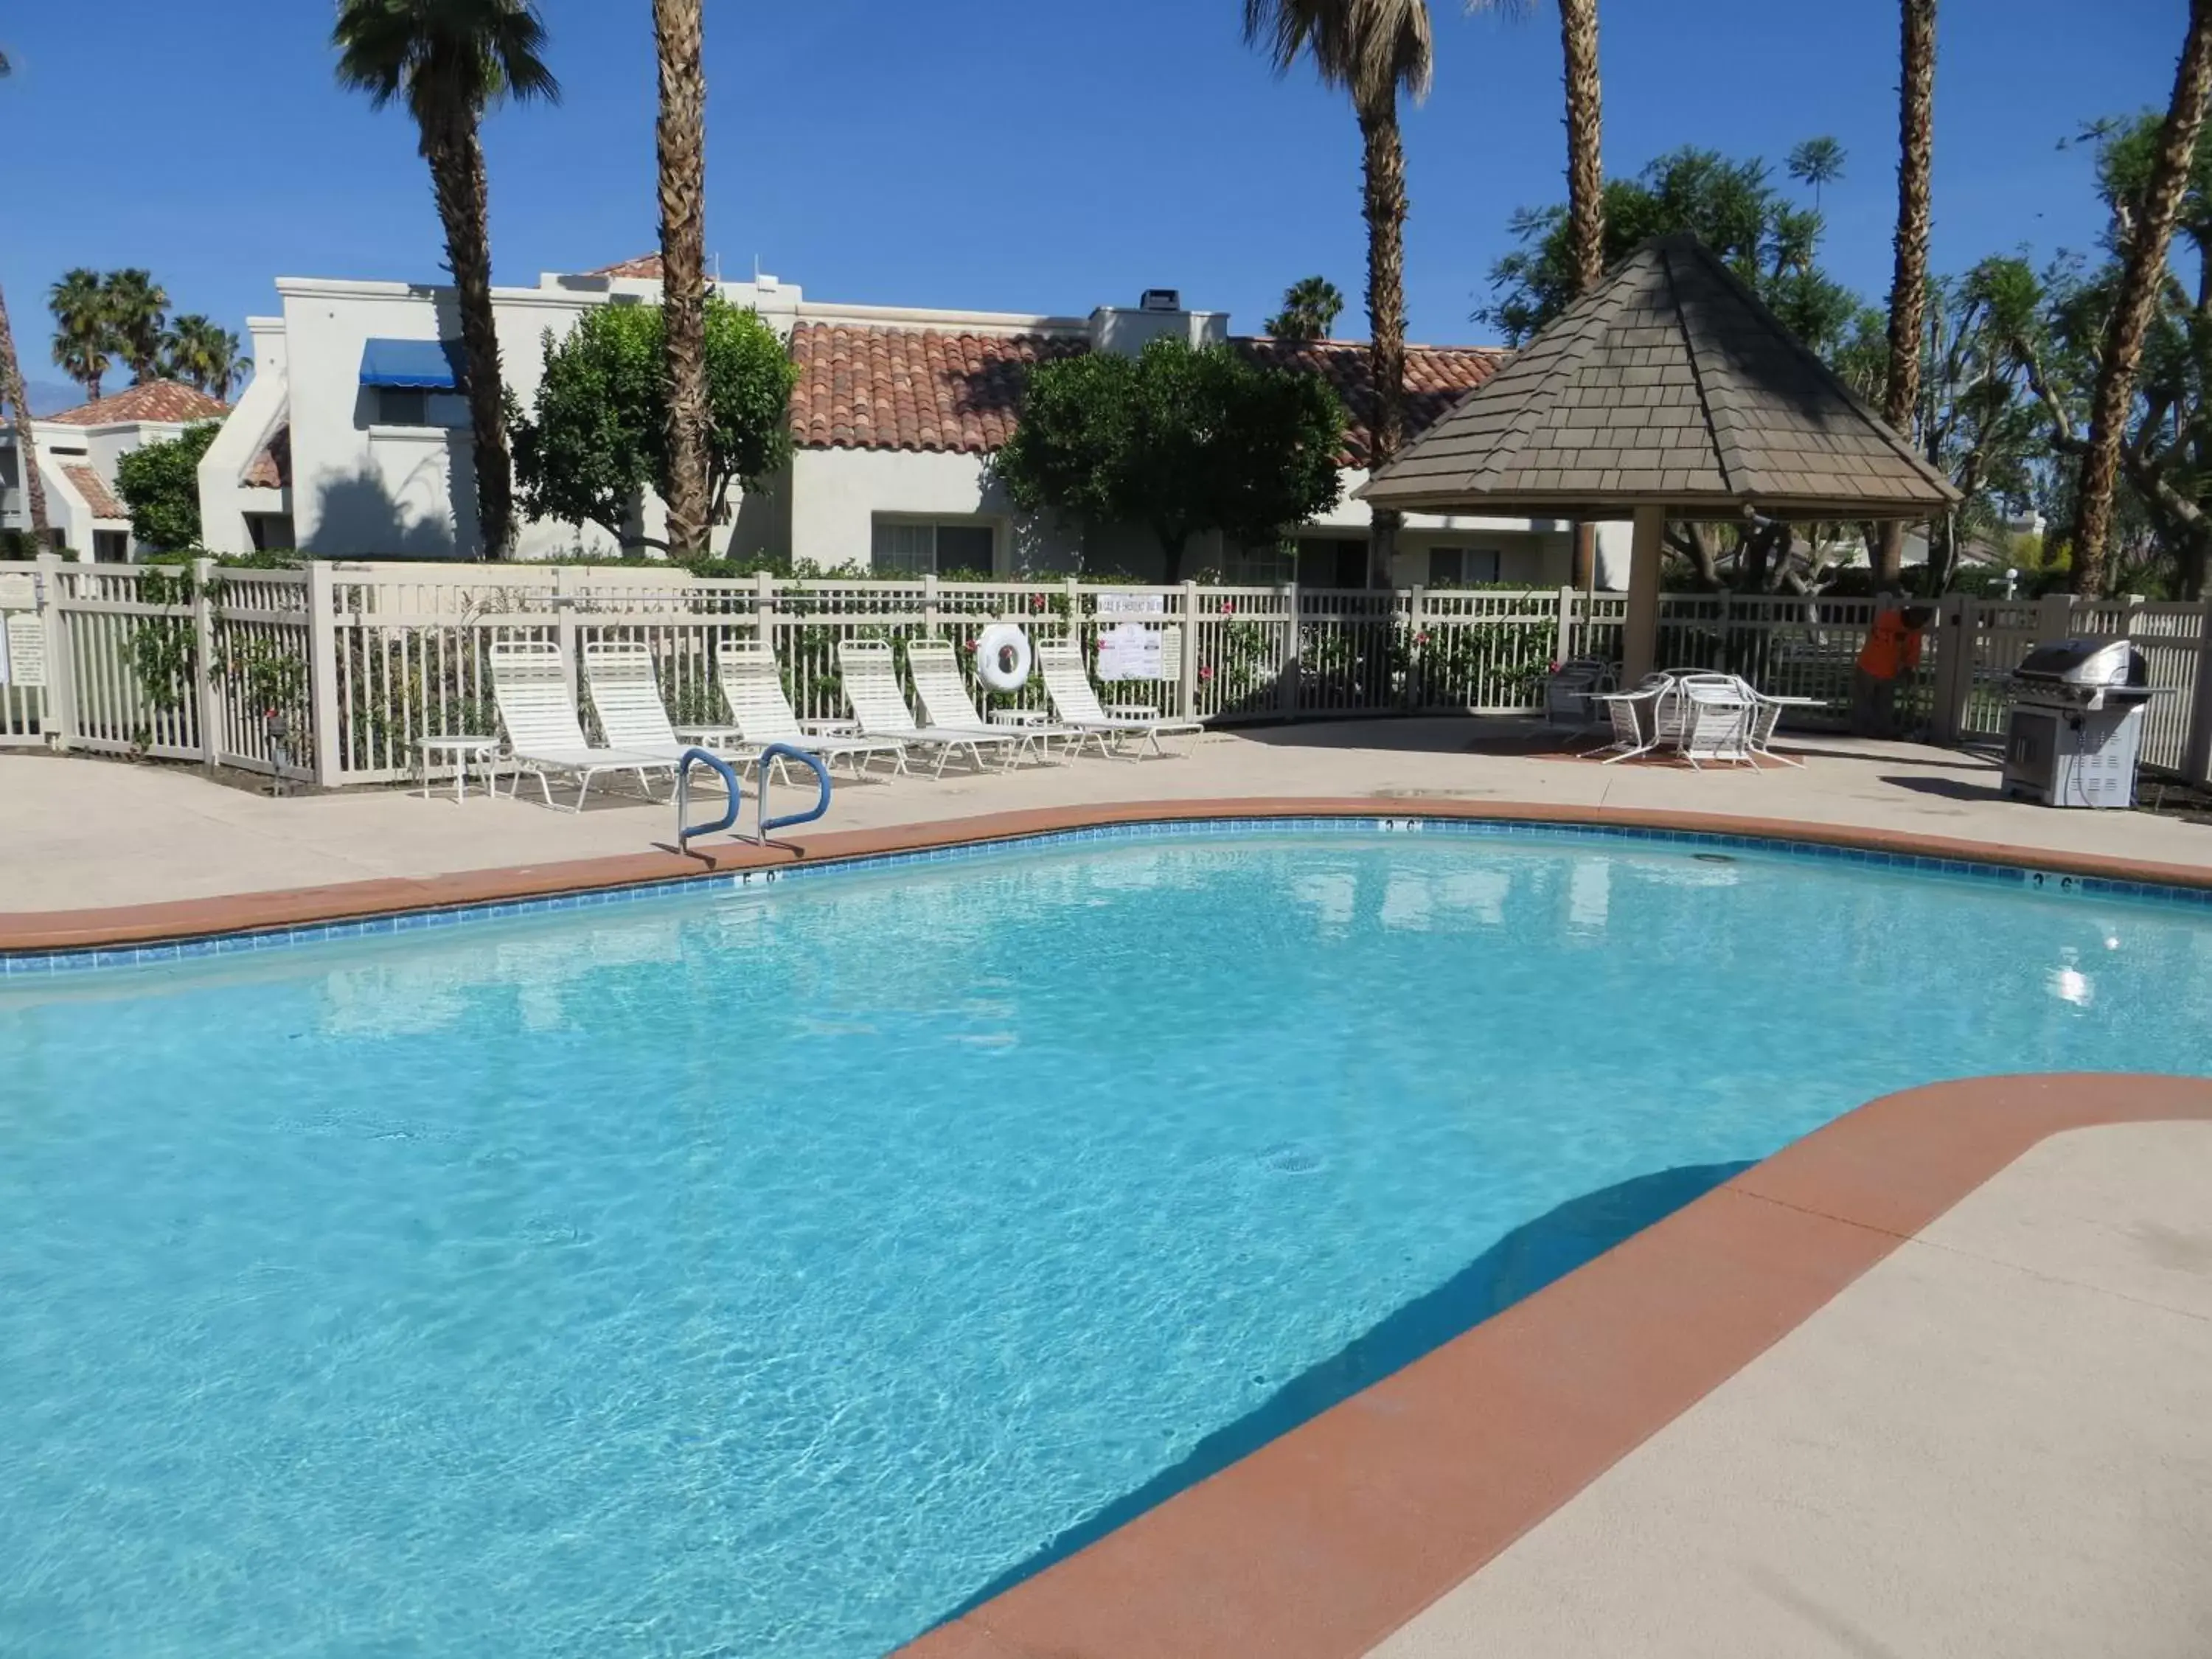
[674,743,832,854]
[755,743,832,841]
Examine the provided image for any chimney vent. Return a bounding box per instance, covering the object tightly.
[1138,288,1181,313]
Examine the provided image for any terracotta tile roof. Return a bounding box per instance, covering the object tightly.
[590,253,664,279]
[785,324,1506,462]
[243,425,291,490]
[1239,338,1510,467]
[790,324,1090,453]
[1366,234,1960,518]
[63,464,128,521]
[43,379,229,428]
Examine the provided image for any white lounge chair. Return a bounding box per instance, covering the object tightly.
[835,640,1029,777]
[1036,639,1203,759]
[711,639,907,779]
[488,639,675,811]
[583,640,736,767]
[905,638,1069,765]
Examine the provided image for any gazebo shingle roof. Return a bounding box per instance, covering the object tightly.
[1360,233,1958,519]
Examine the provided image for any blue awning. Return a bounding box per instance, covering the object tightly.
[358,338,464,390]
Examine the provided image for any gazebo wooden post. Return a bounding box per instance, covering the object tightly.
[1621,504,1666,684]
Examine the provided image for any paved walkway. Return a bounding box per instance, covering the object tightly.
[1369,1120,2212,1659]
[3,721,2207,913]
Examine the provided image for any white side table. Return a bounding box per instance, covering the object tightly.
[417,736,502,802]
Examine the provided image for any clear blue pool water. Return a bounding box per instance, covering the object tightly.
[3,831,2210,1658]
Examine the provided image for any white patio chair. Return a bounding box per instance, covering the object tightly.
[712,640,908,779]
[905,638,1070,765]
[1728,676,1804,768]
[835,640,1027,778]
[488,639,675,812]
[1543,655,1616,731]
[1591,684,1663,762]
[1036,639,1204,759]
[1677,679,1756,769]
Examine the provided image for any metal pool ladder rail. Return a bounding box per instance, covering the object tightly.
[675,745,832,854]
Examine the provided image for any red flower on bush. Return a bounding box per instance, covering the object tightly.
[1415,631,1431,647]
[1199,664,1214,681]
[1220,600,1234,616]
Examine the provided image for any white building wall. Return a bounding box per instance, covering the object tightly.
[200,316,293,555]
[787,447,1082,574]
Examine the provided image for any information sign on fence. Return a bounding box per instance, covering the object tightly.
[2,613,44,687]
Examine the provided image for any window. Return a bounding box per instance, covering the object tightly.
[378,387,430,426]
[869,519,995,576]
[1295,538,1366,588]
[1427,546,1502,586]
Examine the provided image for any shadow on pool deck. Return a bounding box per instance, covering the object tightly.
[937,1157,1753,1627]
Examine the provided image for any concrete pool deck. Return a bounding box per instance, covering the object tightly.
[4,728,2211,1655]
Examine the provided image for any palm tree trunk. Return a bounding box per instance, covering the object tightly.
[1560,0,1604,591]
[2070,0,2212,597]
[423,110,514,560]
[654,0,709,563]
[1877,0,1936,588]
[1359,100,1408,591]
[0,280,48,537]
[1561,0,1604,295]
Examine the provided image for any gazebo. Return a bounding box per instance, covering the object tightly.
[1360,232,1959,684]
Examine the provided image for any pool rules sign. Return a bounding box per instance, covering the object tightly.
[1095,591,1179,682]
[0,608,43,688]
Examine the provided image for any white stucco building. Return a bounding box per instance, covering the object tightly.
[3,380,232,560]
[199,256,1624,586]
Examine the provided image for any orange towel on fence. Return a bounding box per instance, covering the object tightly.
[1856,611,1924,681]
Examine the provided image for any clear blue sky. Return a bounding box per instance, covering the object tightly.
[0,0,2188,406]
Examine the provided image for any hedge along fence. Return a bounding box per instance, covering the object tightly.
[11,556,2212,788]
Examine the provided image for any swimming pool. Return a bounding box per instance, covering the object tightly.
[3,827,2208,1657]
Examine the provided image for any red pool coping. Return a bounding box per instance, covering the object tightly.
[2,796,2208,954]
[894,1073,2212,1659]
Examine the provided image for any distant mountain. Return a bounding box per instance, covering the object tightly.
[25,379,81,416]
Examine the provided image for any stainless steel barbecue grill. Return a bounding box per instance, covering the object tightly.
[2002,639,2160,809]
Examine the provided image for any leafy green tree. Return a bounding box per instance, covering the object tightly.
[334,0,560,560]
[2062,2,2212,594]
[103,268,170,383]
[509,294,796,554]
[114,422,221,551]
[49,267,112,403]
[1786,136,1846,209]
[1265,276,1346,340]
[2003,111,2212,597]
[995,335,1347,581]
[161,314,249,399]
[1483,147,1876,362]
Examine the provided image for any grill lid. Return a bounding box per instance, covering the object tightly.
[2012,637,2146,687]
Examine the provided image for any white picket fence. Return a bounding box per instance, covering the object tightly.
[4,555,2210,789]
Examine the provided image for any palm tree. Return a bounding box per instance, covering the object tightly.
[1265,275,1347,339]
[1245,0,1434,587]
[1875,1,1935,587]
[162,314,250,400]
[334,0,558,560]
[1787,136,1847,210]
[0,45,47,540]
[1467,0,1603,583]
[2069,0,2212,596]
[49,267,113,404]
[653,0,709,561]
[102,268,170,383]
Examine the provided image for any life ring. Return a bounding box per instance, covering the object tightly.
[975,624,1033,693]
